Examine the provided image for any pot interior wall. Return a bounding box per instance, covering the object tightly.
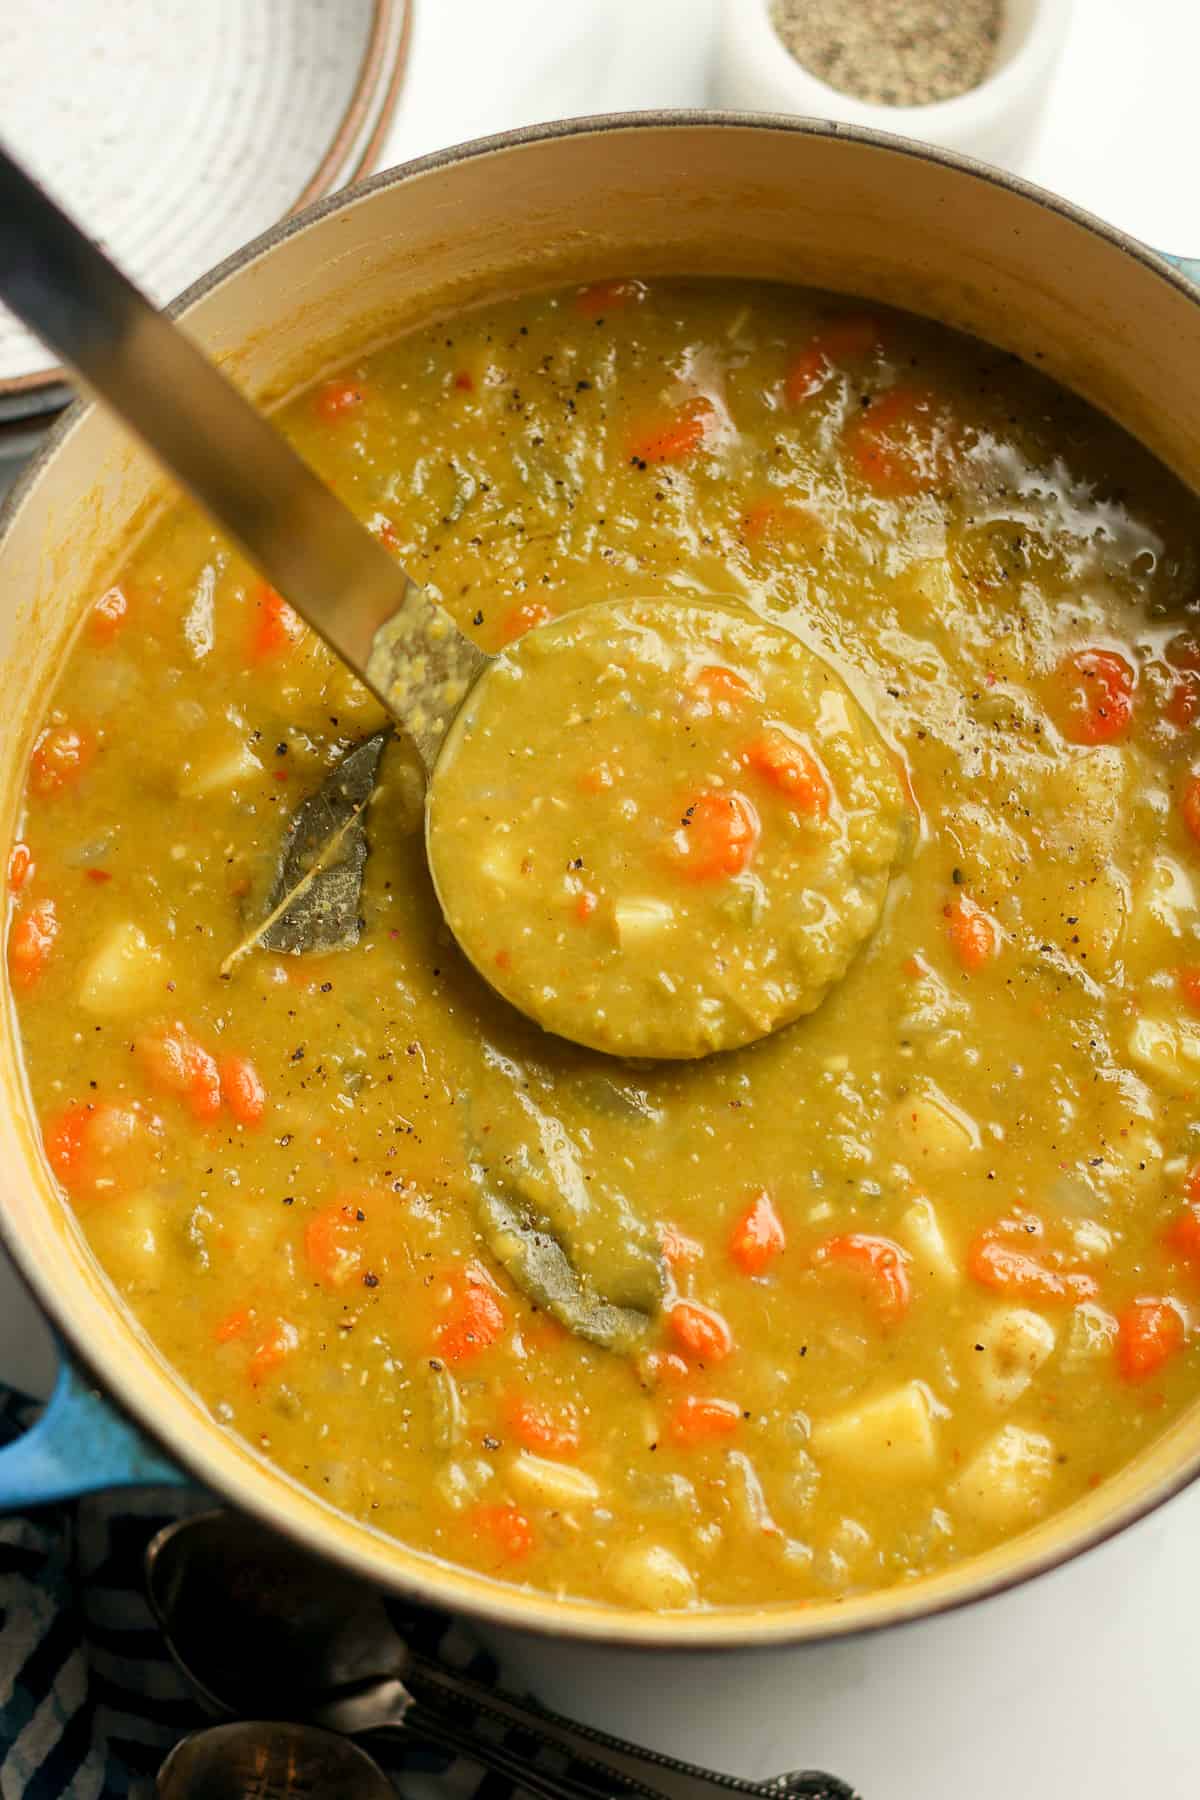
[3,118,1200,1643]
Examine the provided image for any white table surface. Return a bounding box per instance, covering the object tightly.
[4,1,1200,1793]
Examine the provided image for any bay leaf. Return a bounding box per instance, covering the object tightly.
[221,729,390,972]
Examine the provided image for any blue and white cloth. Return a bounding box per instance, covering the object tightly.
[0,1385,856,1799]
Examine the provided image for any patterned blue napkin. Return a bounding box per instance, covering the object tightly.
[0,1384,856,1799]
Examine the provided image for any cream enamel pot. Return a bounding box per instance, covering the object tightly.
[3,113,1200,1649]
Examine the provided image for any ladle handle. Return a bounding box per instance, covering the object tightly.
[0,141,411,698]
[397,1657,858,1800]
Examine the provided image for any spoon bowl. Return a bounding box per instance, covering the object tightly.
[155,1721,394,1800]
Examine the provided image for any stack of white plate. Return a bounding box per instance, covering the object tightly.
[0,0,413,462]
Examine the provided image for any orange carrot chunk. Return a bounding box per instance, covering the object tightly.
[660,1225,704,1268]
[304,1201,367,1287]
[7,842,33,892]
[574,278,644,319]
[247,1318,300,1386]
[497,601,554,646]
[1116,1299,1185,1383]
[845,386,952,497]
[1177,967,1200,1013]
[729,1189,786,1275]
[436,1263,507,1362]
[784,314,883,405]
[967,1221,1098,1304]
[316,378,365,420]
[668,1394,741,1445]
[43,1099,149,1201]
[667,1300,734,1363]
[1052,648,1135,745]
[945,896,999,972]
[505,1396,582,1457]
[250,585,305,661]
[687,664,756,712]
[743,730,830,816]
[8,898,58,988]
[813,1232,912,1325]
[1164,1195,1200,1269]
[629,398,715,466]
[1181,775,1200,847]
[30,724,93,796]
[89,585,130,644]
[468,1502,536,1561]
[671,789,759,882]
[220,1055,267,1127]
[135,1022,223,1122]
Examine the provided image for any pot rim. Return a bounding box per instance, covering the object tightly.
[3,108,1199,1650]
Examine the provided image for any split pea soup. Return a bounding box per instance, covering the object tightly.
[14,278,1200,1614]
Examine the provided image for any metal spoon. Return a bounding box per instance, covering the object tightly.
[156,1720,394,1800]
[146,1510,857,1800]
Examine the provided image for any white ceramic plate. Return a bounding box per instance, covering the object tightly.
[0,0,411,408]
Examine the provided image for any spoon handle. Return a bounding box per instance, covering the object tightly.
[395,1656,857,1800]
[0,141,486,760]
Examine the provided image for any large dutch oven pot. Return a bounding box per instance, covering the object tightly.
[3,112,1200,1650]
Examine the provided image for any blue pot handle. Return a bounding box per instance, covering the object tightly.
[1159,253,1200,285]
[0,1349,186,1510]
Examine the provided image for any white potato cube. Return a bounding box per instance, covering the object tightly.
[1126,854,1197,963]
[509,1453,600,1510]
[78,921,168,1016]
[607,1541,697,1610]
[891,1088,979,1170]
[898,1197,958,1284]
[178,738,262,797]
[970,1308,1056,1408]
[811,1382,936,1481]
[614,898,676,944]
[1127,1016,1200,1094]
[950,1425,1055,1527]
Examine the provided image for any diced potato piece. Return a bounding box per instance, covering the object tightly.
[1126,854,1197,964]
[810,1382,936,1481]
[614,897,675,944]
[898,1197,958,1284]
[1127,1016,1200,1094]
[607,1540,697,1610]
[1059,1301,1119,1375]
[178,737,262,797]
[891,1087,979,1170]
[433,1457,494,1513]
[950,1424,1055,1527]
[509,1452,600,1509]
[970,1308,1056,1408]
[1042,747,1128,854]
[86,1191,164,1294]
[78,920,167,1016]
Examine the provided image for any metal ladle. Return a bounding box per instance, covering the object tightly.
[146,1510,856,1800]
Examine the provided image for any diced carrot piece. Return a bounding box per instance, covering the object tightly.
[1182,775,1200,846]
[668,1300,734,1363]
[629,398,715,465]
[453,370,474,391]
[220,1055,266,1127]
[743,730,830,816]
[469,1502,535,1562]
[573,890,598,922]
[1164,1194,1200,1270]
[845,386,954,497]
[660,1225,703,1267]
[578,761,622,794]
[214,1307,250,1344]
[739,499,823,543]
[436,1262,507,1362]
[670,789,759,882]
[8,898,58,988]
[304,1201,366,1287]
[813,1233,912,1325]
[668,1394,740,1445]
[729,1189,786,1274]
[784,315,882,406]
[85,868,112,884]
[7,842,33,892]
[316,378,365,420]
[135,1022,222,1121]
[250,585,305,661]
[574,278,644,319]
[1177,968,1200,1013]
[498,601,554,646]
[248,1318,300,1386]
[967,1223,1098,1304]
[43,1099,148,1201]
[945,896,999,971]
[89,585,130,644]
[639,1350,691,1386]
[687,665,756,712]
[1116,1299,1185,1383]
[30,725,93,796]
[1051,648,1135,745]
[505,1395,582,1456]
